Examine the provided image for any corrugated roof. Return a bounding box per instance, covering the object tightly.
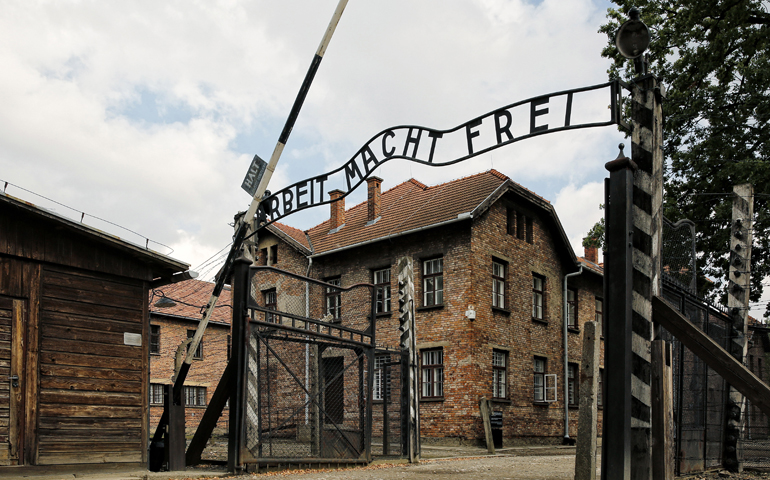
[307,170,516,255]
[150,279,232,324]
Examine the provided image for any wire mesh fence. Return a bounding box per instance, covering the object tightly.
[241,266,407,465]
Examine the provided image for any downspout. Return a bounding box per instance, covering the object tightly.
[305,256,313,425]
[563,265,583,442]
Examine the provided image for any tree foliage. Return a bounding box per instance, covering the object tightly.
[598,0,770,316]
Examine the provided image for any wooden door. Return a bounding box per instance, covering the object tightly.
[0,296,25,465]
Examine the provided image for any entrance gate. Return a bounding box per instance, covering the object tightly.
[241,266,381,467]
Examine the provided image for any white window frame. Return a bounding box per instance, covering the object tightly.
[374,268,391,314]
[423,257,444,307]
[492,350,507,399]
[492,260,506,309]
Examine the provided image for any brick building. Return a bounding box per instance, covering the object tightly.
[148,279,232,435]
[254,169,605,445]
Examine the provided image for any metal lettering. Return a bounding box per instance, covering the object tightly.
[402,127,422,158]
[530,96,549,133]
[494,110,514,144]
[382,129,396,158]
[465,118,482,155]
[427,130,443,163]
[361,145,380,173]
[296,180,309,208]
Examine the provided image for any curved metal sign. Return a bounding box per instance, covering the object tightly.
[257,80,622,225]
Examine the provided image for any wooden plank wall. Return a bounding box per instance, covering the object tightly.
[0,297,13,465]
[36,265,146,465]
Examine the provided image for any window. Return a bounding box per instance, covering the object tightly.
[326,277,341,321]
[264,289,278,323]
[492,260,506,309]
[567,288,577,329]
[595,297,603,334]
[493,350,507,399]
[373,355,392,402]
[421,348,444,399]
[506,208,516,236]
[269,245,278,265]
[534,357,556,403]
[568,363,579,407]
[423,258,444,307]
[184,386,207,407]
[374,268,391,314]
[533,274,545,321]
[526,216,533,244]
[259,248,268,265]
[150,383,164,405]
[187,330,202,360]
[517,212,525,240]
[150,325,160,355]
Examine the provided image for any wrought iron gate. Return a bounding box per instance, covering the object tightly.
[242,266,378,467]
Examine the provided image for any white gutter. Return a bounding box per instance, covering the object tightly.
[563,265,583,442]
[309,212,472,259]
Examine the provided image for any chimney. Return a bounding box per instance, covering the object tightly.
[584,245,598,264]
[329,189,345,230]
[367,176,383,222]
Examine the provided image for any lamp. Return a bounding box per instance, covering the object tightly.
[154,295,177,308]
[615,8,650,74]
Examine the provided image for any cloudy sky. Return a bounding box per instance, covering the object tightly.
[1,0,621,274]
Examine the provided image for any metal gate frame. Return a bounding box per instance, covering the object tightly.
[235,265,377,470]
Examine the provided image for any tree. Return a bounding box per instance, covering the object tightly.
[598,0,770,317]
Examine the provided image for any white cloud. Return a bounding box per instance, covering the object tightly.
[0,0,621,268]
[553,181,605,259]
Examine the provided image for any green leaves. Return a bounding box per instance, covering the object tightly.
[602,0,770,316]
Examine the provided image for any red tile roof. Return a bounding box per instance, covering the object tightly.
[270,221,311,253]
[307,170,519,255]
[150,279,232,324]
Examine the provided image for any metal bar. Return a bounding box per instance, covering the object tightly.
[228,256,252,472]
[186,360,234,466]
[251,319,373,349]
[601,151,637,480]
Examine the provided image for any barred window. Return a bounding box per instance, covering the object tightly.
[374,268,391,314]
[326,278,341,320]
[373,355,392,401]
[595,297,603,334]
[493,350,507,399]
[567,288,578,329]
[568,363,579,406]
[150,325,160,355]
[150,383,164,405]
[423,258,444,307]
[264,289,278,323]
[421,349,444,399]
[184,386,206,407]
[533,275,545,321]
[187,330,202,360]
[492,260,506,308]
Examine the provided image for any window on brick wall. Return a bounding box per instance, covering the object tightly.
[568,363,579,407]
[326,277,341,321]
[517,211,526,240]
[184,386,207,406]
[526,216,533,244]
[423,257,443,307]
[595,297,603,335]
[492,260,506,309]
[150,325,160,355]
[264,289,278,323]
[260,248,268,266]
[269,245,278,265]
[534,357,556,403]
[187,330,202,360]
[150,383,164,405]
[373,354,392,402]
[493,350,507,399]
[374,268,391,314]
[421,348,444,399]
[507,208,516,236]
[567,288,578,329]
[533,274,545,321]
